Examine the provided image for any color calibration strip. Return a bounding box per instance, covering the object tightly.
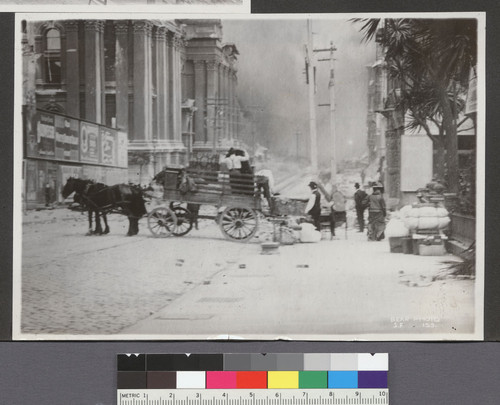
[117,353,388,390]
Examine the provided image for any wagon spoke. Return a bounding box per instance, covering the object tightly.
[222,222,238,233]
[147,206,176,238]
[219,206,258,242]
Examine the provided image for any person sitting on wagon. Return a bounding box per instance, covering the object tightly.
[223,148,251,194]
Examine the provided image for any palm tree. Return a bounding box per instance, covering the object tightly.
[354,18,477,193]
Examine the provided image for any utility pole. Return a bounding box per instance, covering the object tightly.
[316,41,337,184]
[296,129,301,160]
[306,20,318,174]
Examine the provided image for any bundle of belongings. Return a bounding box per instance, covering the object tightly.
[400,204,450,232]
[271,197,308,216]
[178,170,198,195]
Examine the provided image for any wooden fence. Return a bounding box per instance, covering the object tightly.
[449,213,475,245]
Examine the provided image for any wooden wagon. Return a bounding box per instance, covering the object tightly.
[147,168,263,242]
[147,167,348,242]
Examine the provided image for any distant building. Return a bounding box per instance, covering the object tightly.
[182,20,242,158]
[22,18,242,207]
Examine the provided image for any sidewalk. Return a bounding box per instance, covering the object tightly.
[120,227,471,338]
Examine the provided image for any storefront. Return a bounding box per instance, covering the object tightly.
[23,109,128,209]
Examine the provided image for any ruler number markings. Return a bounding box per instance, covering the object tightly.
[118,390,388,405]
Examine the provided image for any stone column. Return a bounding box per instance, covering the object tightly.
[84,20,105,124]
[228,67,234,141]
[172,34,183,142]
[224,65,230,140]
[156,26,168,141]
[114,20,129,131]
[206,60,218,151]
[64,20,80,117]
[132,20,152,141]
[193,60,206,144]
[231,70,238,140]
[34,31,43,86]
[218,65,224,141]
[99,23,106,124]
[166,32,174,140]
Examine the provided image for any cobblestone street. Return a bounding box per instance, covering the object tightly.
[17,206,477,339]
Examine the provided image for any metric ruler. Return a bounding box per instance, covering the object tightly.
[117,389,389,405]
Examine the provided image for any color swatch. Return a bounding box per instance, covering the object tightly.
[117,353,388,390]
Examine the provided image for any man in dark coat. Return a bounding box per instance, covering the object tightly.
[367,183,387,241]
[305,181,322,231]
[354,182,368,232]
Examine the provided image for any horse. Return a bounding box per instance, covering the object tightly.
[151,169,200,230]
[62,177,147,236]
[73,187,109,235]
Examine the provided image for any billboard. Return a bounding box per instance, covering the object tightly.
[25,109,127,168]
[80,122,100,164]
[26,111,56,158]
[55,115,79,162]
[100,127,116,166]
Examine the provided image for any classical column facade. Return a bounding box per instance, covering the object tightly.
[228,68,234,141]
[193,60,206,144]
[84,20,105,124]
[172,34,183,142]
[206,60,219,150]
[114,20,129,132]
[64,20,80,117]
[155,26,168,141]
[132,20,153,141]
[223,65,230,140]
[231,70,238,140]
[166,32,175,141]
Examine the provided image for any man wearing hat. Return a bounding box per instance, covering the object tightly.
[367,182,387,241]
[305,181,321,231]
[354,182,368,232]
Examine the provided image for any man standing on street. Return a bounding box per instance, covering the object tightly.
[305,181,321,231]
[354,182,368,232]
[367,183,387,241]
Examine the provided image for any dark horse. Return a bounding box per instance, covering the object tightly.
[73,186,110,235]
[62,177,147,236]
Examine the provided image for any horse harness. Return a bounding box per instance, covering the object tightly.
[79,183,127,214]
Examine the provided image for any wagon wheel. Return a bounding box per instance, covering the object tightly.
[218,206,259,242]
[170,206,193,237]
[147,206,177,238]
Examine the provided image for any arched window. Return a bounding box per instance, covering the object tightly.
[44,28,61,84]
[46,28,61,50]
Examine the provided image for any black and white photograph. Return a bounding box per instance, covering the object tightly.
[13,13,484,340]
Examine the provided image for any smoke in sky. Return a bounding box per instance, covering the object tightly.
[222,18,376,165]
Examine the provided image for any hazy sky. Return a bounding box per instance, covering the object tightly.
[223,18,376,164]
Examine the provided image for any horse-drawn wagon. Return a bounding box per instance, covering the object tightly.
[148,168,263,242]
[148,167,348,242]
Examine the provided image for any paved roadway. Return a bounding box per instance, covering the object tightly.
[18,204,477,340]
